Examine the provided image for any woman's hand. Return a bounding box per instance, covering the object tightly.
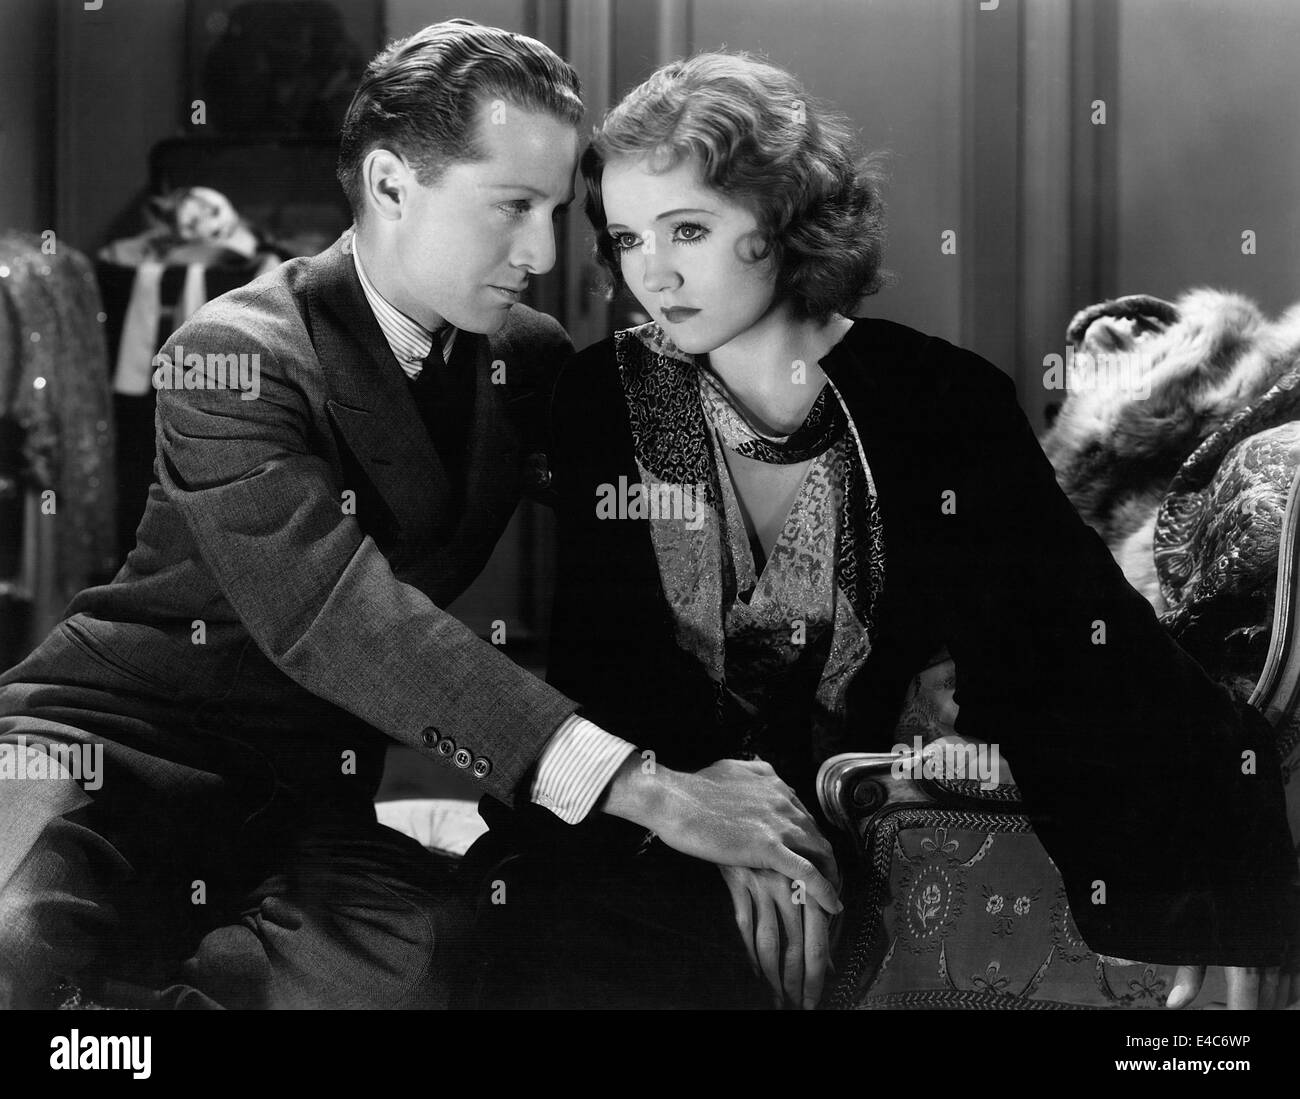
[603,756,842,913]
[719,864,836,1009]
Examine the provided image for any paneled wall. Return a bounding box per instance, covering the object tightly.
[1112,0,1300,316]
[54,0,189,254]
[0,0,55,235]
[687,0,966,349]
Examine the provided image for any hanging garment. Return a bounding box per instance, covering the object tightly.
[0,231,118,660]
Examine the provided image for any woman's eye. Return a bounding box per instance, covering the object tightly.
[611,232,642,253]
[673,222,708,244]
[500,200,531,219]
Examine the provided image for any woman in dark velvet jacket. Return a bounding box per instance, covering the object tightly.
[466,51,1295,1011]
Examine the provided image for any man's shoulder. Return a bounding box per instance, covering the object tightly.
[151,257,330,421]
[491,303,573,361]
[168,257,314,361]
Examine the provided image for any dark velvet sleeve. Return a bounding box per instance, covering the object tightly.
[544,341,731,768]
[515,340,724,854]
[939,347,1296,965]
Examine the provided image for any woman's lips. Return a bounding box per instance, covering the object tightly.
[661,307,700,324]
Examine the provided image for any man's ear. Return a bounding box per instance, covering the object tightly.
[1066,294,1181,352]
[361,148,412,222]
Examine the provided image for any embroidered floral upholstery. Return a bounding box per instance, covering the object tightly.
[820,752,1237,1008]
[825,782,1232,1008]
[1155,369,1300,776]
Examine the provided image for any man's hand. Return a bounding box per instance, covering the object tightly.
[718,864,835,1009]
[601,755,842,913]
[1166,964,1297,1010]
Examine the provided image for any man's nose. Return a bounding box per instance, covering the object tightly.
[511,216,558,276]
[640,238,681,293]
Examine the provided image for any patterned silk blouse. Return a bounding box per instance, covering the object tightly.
[618,322,885,785]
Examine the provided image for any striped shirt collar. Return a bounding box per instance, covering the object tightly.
[347,228,457,380]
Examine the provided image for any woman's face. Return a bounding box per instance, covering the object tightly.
[600,155,779,354]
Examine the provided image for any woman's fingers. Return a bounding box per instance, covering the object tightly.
[721,872,760,977]
[801,900,831,1010]
[1166,964,1203,1009]
[1167,964,1275,1009]
[776,881,804,1008]
[1279,971,1296,1008]
[753,892,783,1004]
[1259,967,1280,1011]
[720,862,837,1009]
[1225,966,1261,1010]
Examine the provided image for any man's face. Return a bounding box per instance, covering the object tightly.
[601,154,778,356]
[377,101,579,334]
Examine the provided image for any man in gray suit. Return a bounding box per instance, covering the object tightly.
[0,20,837,1009]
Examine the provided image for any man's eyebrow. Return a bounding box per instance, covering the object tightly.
[605,207,717,230]
[487,183,575,204]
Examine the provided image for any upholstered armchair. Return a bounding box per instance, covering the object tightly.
[817,292,1300,1009]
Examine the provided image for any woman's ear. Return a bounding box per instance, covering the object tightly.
[735,226,774,267]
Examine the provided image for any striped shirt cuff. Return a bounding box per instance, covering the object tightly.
[530,714,636,824]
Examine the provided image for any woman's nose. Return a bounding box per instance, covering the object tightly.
[639,239,681,293]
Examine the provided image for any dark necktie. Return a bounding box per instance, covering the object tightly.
[407,329,476,498]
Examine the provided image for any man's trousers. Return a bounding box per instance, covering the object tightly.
[0,629,464,1010]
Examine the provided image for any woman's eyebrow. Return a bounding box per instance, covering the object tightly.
[606,207,717,231]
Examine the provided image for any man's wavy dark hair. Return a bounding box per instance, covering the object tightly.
[582,51,889,321]
[337,19,583,224]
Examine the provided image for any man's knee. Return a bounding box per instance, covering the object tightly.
[0,859,86,1008]
[174,880,452,1009]
[0,876,47,1007]
[0,804,127,1008]
[185,822,464,1009]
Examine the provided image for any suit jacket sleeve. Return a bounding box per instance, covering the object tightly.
[939,343,1295,965]
[152,306,579,808]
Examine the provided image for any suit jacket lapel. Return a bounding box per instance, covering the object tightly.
[460,327,522,527]
[306,230,456,540]
[306,230,526,551]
